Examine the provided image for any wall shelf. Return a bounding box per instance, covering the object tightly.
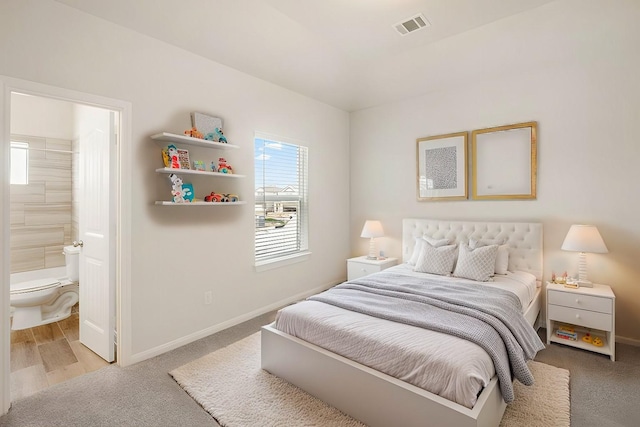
[155,201,247,206]
[155,167,244,178]
[153,129,244,206]
[151,132,239,150]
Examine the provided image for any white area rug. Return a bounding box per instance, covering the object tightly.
[170,333,570,427]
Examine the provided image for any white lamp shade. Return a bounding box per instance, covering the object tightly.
[361,220,384,238]
[561,225,608,254]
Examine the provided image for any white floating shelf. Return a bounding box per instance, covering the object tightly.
[155,201,247,206]
[155,167,244,178]
[151,132,239,149]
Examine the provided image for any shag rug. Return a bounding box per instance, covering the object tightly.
[170,333,570,427]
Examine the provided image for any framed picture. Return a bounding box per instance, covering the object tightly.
[191,112,222,135]
[471,121,537,200]
[416,131,468,201]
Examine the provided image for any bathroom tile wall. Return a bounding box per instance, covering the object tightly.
[10,134,74,273]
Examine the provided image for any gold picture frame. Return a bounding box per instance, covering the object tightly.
[471,121,537,200]
[416,131,468,201]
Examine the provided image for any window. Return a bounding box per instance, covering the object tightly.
[10,141,29,185]
[254,134,308,264]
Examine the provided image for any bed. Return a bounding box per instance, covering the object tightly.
[261,219,544,427]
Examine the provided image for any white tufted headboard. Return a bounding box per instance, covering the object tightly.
[402,219,543,281]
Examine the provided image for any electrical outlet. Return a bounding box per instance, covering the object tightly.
[204,291,213,305]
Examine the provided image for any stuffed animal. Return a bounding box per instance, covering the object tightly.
[222,193,239,202]
[218,157,233,174]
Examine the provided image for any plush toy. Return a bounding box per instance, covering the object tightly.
[167,145,180,169]
[218,157,233,174]
[184,127,204,139]
[222,193,239,202]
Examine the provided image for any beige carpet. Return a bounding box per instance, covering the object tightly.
[171,333,570,427]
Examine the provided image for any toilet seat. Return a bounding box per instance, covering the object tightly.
[10,278,62,295]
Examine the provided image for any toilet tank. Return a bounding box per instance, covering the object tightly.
[63,245,81,282]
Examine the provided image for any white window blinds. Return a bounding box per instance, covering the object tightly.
[254,135,308,263]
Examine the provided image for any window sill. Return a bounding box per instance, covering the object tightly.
[255,251,311,272]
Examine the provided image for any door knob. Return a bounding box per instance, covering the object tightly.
[73,240,84,248]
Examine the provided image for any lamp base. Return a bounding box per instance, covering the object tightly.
[576,252,594,287]
[367,237,378,261]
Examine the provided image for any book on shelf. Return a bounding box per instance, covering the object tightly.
[557,324,576,334]
[556,330,577,341]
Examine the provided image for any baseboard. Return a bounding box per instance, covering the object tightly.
[127,281,338,365]
[616,335,640,347]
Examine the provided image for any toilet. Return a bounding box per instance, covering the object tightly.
[10,245,80,330]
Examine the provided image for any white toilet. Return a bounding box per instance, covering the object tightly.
[10,245,80,330]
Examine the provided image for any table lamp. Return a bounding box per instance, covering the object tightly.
[361,220,384,260]
[561,224,608,287]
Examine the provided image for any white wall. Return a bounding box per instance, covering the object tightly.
[11,94,74,140]
[350,0,640,341]
[0,0,350,358]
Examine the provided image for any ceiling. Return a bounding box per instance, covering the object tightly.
[53,0,555,111]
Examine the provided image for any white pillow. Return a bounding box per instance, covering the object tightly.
[469,239,509,275]
[413,242,458,276]
[408,236,451,265]
[453,243,499,282]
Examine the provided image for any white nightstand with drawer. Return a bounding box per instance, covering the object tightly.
[546,281,615,361]
[347,256,398,281]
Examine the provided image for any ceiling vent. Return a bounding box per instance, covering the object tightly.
[393,13,430,36]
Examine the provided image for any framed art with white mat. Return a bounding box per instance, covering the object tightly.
[471,121,537,200]
[416,131,468,201]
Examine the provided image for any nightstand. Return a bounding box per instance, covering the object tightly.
[347,256,398,281]
[546,281,615,361]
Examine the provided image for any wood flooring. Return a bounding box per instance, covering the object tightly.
[10,305,110,400]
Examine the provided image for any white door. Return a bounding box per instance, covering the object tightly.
[78,109,116,362]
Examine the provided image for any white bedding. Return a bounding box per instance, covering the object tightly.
[392,264,538,312]
[275,265,538,409]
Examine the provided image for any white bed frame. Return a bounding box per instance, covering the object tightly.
[262,219,543,427]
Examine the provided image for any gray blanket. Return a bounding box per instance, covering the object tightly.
[308,271,545,403]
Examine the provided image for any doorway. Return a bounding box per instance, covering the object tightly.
[10,93,114,399]
[1,77,132,413]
